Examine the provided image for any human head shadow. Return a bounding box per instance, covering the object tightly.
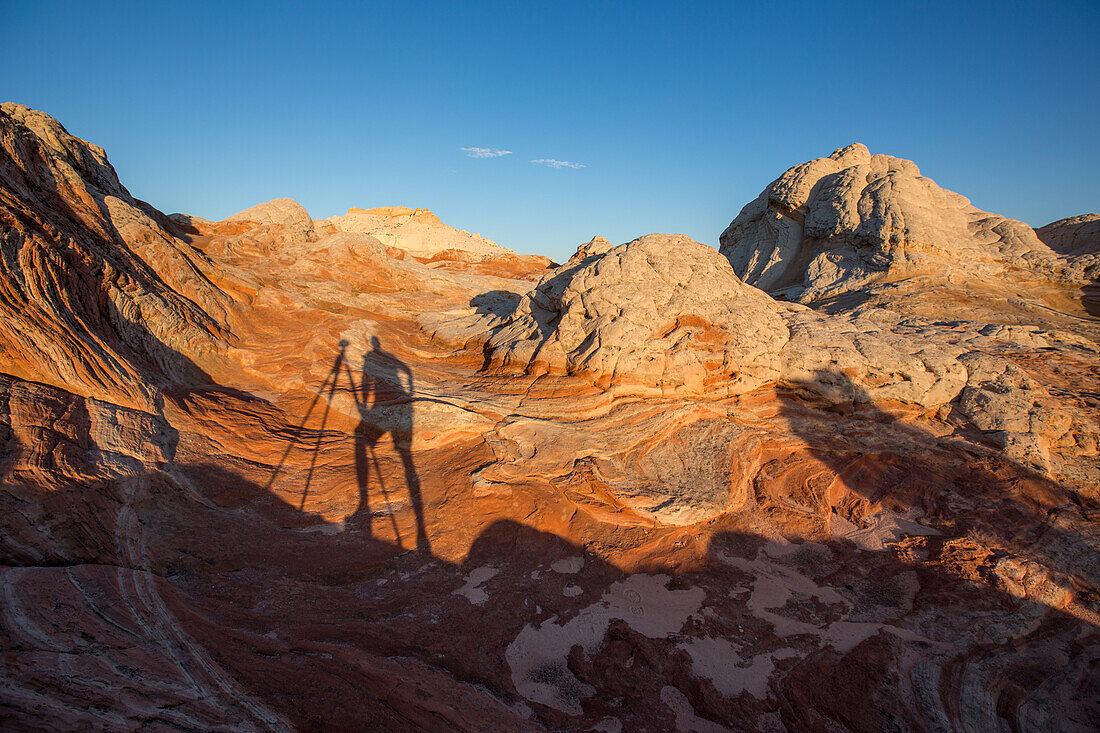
[260,338,430,553]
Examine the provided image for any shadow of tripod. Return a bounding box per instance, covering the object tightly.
[263,339,402,544]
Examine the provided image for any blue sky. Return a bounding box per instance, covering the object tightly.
[3,0,1097,262]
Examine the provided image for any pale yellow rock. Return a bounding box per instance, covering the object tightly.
[719,144,1088,302]
[318,206,511,260]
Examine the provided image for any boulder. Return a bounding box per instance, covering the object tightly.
[484,233,790,396]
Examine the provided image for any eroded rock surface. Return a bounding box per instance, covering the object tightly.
[319,204,516,261]
[1037,213,1100,257]
[2,105,1098,732]
[719,144,1098,329]
[483,233,790,396]
[0,102,229,409]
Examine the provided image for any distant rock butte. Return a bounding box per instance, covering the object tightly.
[317,204,513,260]
[1,105,1098,732]
[347,205,444,224]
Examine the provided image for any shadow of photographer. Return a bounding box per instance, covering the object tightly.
[264,336,430,552]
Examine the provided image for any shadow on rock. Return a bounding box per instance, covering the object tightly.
[470,290,522,319]
[776,368,1099,618]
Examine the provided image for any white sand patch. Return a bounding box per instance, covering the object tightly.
[551,556,585,574]
[718,548,846,637]
[714,544,931,653]
[831,508,940,551]
[679,637,801,699]
[680,637,757,698]
[506,574,705,715]
[563,584,583,597]
[453,566,498,606]
[660,686,734,733]
[822,621,930,654]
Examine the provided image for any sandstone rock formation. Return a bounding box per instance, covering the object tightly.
[2,105,1098,732]
[319,204,515,261]
[719,144,1098,329]
[1037,212,1100,257]
[482,233,790,396]
[0,102,229,409]
[439,233,968,410]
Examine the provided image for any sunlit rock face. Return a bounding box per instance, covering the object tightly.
[0,103,229,409]
[475,233,970,409]
[224,197,318,244]
[1036,213,1100,257]
[2,105,1099,732]
[318,204,516,261]
[719,144,1098,315]
[484,233,790,396]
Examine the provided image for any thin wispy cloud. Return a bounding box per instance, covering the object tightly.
[461,147,512,158]
[530,158,586,169]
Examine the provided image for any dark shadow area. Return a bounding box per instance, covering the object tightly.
[1084,280,1100,318]
[698,528,1100,730]
[469,290,521,318]
[5,354,1100,729]
[777,368,1100,600]
[353,336,429,552]
[260,338,429,552]
[161,443,1100,731]
[469,292,522,372]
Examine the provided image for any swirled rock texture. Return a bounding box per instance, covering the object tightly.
[0,103,228,409]
[1037,213,1100,257]
[2,104,1099,732]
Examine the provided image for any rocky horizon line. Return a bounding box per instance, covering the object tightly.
[1,99,1097,731]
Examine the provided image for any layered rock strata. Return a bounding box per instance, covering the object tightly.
[2,105,1098,732]
[0,103,229,409]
